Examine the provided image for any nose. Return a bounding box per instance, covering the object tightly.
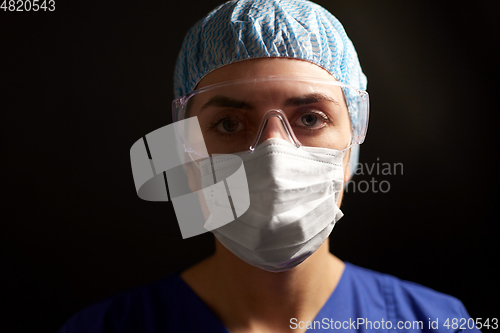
[250,110,301,149]
[260,115,290,142]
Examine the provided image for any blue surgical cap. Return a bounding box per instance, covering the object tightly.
[174,0,367,179]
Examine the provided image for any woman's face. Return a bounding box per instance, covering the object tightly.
[188,58,352,183]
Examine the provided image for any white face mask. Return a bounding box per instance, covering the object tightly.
[199,138,345,272]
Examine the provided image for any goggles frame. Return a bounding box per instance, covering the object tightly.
[172,75,369,155]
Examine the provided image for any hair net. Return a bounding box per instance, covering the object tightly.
[173,0,367,179]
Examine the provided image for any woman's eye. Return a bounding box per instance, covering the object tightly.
[217,118,243,133]
[301,114,318,127]
[295,112,328,129]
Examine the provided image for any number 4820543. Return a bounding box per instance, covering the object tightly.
[1,0,55,11]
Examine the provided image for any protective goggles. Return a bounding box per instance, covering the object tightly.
[173,76,369,158]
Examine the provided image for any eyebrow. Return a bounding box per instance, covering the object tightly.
[284,93,340,107]
[200,96,255,111]
[199,93,339,112]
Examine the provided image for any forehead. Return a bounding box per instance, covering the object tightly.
[188,78,346,116]
[196,58,337,89]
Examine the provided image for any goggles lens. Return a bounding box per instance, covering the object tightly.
[173,76,369,156]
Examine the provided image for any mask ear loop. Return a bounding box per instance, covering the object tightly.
[337,135,353,156]
[249,109,302,152]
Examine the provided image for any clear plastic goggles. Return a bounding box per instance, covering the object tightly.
[173,76,369,157]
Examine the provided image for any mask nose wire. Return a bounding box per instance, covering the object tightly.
[249,109,302,151]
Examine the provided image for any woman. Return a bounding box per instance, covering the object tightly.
[60,0,479,332]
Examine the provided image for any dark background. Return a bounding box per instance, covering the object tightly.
[2,1,499,332]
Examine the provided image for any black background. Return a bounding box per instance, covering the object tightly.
[1,1,499,332]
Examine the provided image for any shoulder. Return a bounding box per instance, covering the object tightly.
[58,274,185,333]
[343,262,479,332]
[344,262,464,310]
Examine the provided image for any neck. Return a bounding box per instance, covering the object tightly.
[181,238,345,333]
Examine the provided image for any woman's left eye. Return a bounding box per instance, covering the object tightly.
[294,112,329,129]
[301,114,318,126]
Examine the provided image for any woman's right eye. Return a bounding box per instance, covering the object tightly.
[209,115,245,136]
[218,118,242,133]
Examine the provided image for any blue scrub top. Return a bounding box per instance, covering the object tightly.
[59,262,480,332]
